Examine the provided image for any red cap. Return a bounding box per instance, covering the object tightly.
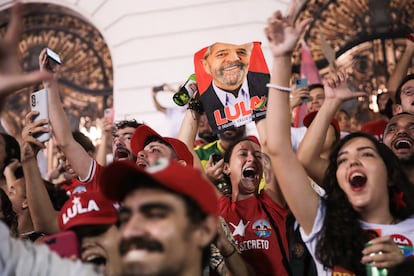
[58,191,118,231]
[131,124,193,166]
[247,135,260,146]
[303,111,340,139]
[99,158,218,217]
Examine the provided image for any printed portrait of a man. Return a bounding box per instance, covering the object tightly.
[195,41,270,133]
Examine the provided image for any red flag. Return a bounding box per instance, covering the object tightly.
[293,41,322,127]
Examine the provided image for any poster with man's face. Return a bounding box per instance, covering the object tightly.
[195,41,270,133]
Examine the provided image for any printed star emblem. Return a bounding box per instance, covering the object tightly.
[230,220,250,237]
[72,196,81,205]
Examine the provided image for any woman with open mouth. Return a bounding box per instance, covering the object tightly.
[265,7,414,276]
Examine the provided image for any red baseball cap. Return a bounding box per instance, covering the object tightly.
[58,191,118,231]
[131,124,193,166]
[99,158,218,217]
[303,111,341,139]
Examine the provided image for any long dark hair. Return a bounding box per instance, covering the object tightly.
[315,132,414,274]
[0,188,18,237]
[0,133,20,171]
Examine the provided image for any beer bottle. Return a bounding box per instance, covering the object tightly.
[365,243,388,276]
[173,74,198,106]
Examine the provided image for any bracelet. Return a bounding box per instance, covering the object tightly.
[266,83,292,92]
[222,246,237,258]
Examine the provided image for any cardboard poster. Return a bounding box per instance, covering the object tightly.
[195,41,270,133]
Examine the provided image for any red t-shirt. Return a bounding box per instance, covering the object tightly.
[219,192,289,276]
[58,160,103,196]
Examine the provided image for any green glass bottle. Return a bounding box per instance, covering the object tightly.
[365,243,388,276]
[173,74,198,106]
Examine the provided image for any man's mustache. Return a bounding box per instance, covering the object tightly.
[119,237,164,256]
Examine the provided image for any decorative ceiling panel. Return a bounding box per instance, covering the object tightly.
[293,0,413,95]
[0,3,113,128]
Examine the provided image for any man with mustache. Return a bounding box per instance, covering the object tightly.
[200,42,270,134]
[382,112,414,185]
[100,158,219,276]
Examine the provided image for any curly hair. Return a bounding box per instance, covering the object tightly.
[315,132,414,274]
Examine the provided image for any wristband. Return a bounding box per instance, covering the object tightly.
[266,83,292,92]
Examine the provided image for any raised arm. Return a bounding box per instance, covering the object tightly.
[296,70,365,184]
[0,2,51,111]
[151,85,167,114]
[264,3,316,234]
[255,116,286,206]
[40,49,93,180]
[95,117,113,166]
[387,36,414,101]
[20,111,59,234]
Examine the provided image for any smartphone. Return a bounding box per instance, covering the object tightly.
[104,107,114,123]
[211,153,223,165]
[30,89,50,142]
[46,48,61,64]
[295,78,308,89]
[43,231,80,258]
[295,78,309,102]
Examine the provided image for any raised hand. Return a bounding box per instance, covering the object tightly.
[290,86,310,109]
[0,1,51,98]
[38,48,60,89]
[21,111,50,162]
[264,0,312,57]
[324,69,366,102]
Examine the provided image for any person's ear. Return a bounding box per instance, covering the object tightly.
[177,159,187,167]
[193,216,218,248]
[393,104,403,115]
[22,198,28,210]
[223,162,230,176]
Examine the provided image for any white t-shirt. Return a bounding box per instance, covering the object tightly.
[0,221,102,276]
[300,198,414,275]
[291,126,307,152]
[165,106,187,137]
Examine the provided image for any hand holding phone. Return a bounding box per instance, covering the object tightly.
[103,108,114,123]
[45,48,61,72]
[295,78,309,102]
[211,153,223,165]
[30,88,50,142]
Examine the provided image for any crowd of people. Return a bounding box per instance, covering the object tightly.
[0,1,414,275]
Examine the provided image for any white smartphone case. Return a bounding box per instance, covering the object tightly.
[30,88,51,142]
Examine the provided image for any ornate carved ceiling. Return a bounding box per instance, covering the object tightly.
[0,3,113,128]
[293,0,414,94]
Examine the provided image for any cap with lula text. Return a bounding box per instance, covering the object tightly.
[99,158,218,217]
[58,191,118,231]
[131,124,193,166]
